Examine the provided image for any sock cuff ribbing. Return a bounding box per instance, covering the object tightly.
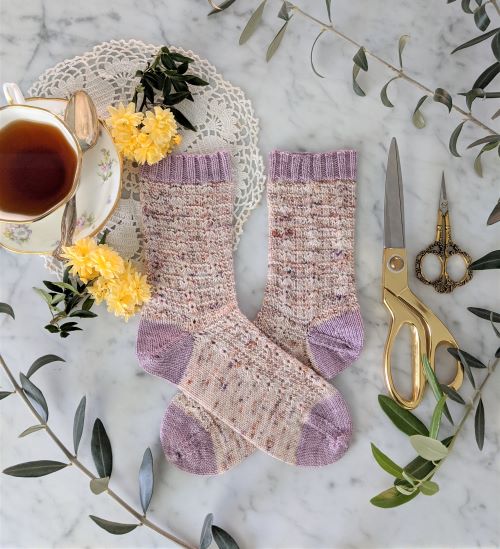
[269,150,357,183]
[140,151,232,185]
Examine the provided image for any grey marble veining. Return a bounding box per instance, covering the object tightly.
[0,1,499,548]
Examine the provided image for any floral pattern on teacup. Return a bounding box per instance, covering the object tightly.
[76,212,96,232]
[98,148,115,182]
[2,224,32,244]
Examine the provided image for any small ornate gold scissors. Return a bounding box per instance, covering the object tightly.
[415,174,472,293]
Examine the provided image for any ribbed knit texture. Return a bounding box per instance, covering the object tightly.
[137,151,352,472]
[161,150,363,475]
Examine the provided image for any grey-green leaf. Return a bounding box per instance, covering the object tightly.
[200,513,214,549]
[471,250,500,270]
[410,435,449,461]
[434,87,453,112]
[69,310,97,318]
[429,396,446,439]
[420,480,440,496]
[352,64,366,96]
[380,77,399,108]
[353,47,368,71]
[475,398,485,450]
[461,0,474,14]
[90,476,110,494]
[139,447,154,515]
[26,354,65,378]
[412,95,427,128]
[239,0,267,45]
[473,62,500,90]
[474,4,490,31]
[370,486,420,508]
[310,30,326,78]
[449,121,466,157]
[371,443,404,478]
[212,525,240,549]
[0,302,15,319]
[19,424,46,438]
[3,460,68,477]
[325,0,332,22]
[398,35,410,68]
[473,142,498,177]
[493,108,500,120]
[277,1,291,21]
[73,396,86,455]
[378,395,429,436]
[0,391,13,400]
[91,418,113,478]
[266,21,289,62]
[439,384,466,404]
[467,134,500,148]
[492,30,500,61]
[451,27,499,54]
[20,373,48,423]
[89,515,138,535]
[422,356,453,423]
[33,287,53,306]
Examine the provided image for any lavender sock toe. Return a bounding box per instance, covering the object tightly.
[296,392,352,466]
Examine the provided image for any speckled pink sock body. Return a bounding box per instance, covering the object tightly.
[137,151,352,472]
[160,150,363,475]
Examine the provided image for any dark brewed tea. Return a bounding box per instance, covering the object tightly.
[0,119,78,216]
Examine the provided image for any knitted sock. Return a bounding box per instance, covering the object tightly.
[137,151,352,471]
[161,149,362,474]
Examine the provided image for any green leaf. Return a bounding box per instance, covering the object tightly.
[410,435,449,461]
[474,4,490,31]
[310,30,326,78]
[0,302,15,319]
[472,142,498,176]
[239,0,267,45]
[433,87,453,112]
[20,373,48,423]
[473,62,500,90]
[378,395,429,436]
[91,418,113,478]
[470,250,500,270]
[398,35,410,68]
[3,460,68,477]
[200,513,214,549]
[370,443,404,478]
[212,525,240,549]
[353,47,368,71]
[33,287,53,306]
[89,515,138,535]
[266,20,290,62]
[420,480,440,496]
[380,77,399,108]
[81,297,95,311]
[18,424,46,438]
[325,0,332,22]
[26,354,65,378]
[352,64,366,96]
[73,396,86,455]
[461,0,474,13]
[90,476,110,495]
[429,396,446,439]
[44,324,60,334]
[52,282,80,294]
[449,121,466,157]
[278,1,291,21]
[412,95,427,129]
[370,486,420,508]
[169,107,196,132]
[43,280,63,293]
[448,347,487,370]
[451,27,499,53]
[139,448,154,515]
[69,310,98,318]
[493,32,500,63]
[208,0,237,16]
[0,391,13,400]
[459,88,486,111]
[422,356,453,423]
[439,384,466,404]
[475,398,485,450]
[467,134,500,148]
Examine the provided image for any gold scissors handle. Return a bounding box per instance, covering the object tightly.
[383,248,463,409]
[415,206,473,294]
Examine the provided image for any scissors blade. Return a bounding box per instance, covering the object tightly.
[384,137,405,249]
[439,172,449,215]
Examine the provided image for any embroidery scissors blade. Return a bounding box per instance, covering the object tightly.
[415,173,472,293]
[382,138,463,409]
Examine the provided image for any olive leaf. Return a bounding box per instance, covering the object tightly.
[475,398,485,450]
[266,20,290,62]
[378,395,429,436]
[468,307,500,323]
[139,447,154,515]
[380,77,399,108]
[412,95,428,129]
[448,348,476,387]
[310,30,326,78]
[469,250,500,270]
[200,513,214,549]
[18,424,46,438]
[0,391,13,400]
[473,62,500,90]
[278,1,292,21]
[459,88,486,111]
[472,142,499,177]
[353,47,368,71]
[370,443,404,479]
[89,515,138,535]
[420,480,440,496]
[0,302,15,319]
[239,0,267,45]
[398,35,410,69]
[73,396,86,455]
[422,356,453,424]
[449,121,466,157]
[429,396,446,439]
[3,460,68,478]
[451,27,499,53]
[91,418,113,478]
[370,486,420,508]
[90,476,110,495]
[212,525,240,549]
[26,354,65,378]
[492,31,500,61]
[467,134,500,148]
[20,373,48,423]
[433,87,453,112]
[352,65,366,97]
[325,0,332,22]
[474,3,490,31]
[410,435,449,461]
[461,0,475,14]
[439,384,466,404]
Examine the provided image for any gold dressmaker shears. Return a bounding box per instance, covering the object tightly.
[382,138,463,410]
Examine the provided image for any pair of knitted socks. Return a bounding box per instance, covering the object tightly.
[137,150,363,474]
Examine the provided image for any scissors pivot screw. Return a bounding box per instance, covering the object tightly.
[388,255,405,272]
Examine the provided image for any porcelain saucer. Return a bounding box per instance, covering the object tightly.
[0,98,122,255]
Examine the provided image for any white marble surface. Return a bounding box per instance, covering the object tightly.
[1,1,499,548]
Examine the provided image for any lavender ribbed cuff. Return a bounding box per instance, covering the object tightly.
[269,150,357,182]
[140,151,232,184]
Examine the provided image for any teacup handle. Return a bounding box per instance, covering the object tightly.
[3,83,26,105]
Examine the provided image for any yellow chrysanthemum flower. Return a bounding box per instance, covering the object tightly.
[87,276,110,304]
[61,237,99,283]
[107,102,143,130]
[133,132,164,165]
[88,244,125,279]
[142,106,177,147]
[112,125,141,159]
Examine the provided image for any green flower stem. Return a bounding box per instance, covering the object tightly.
[289,3,497,135]
[0,353,195,549]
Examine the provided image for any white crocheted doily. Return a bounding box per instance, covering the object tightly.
[28,39,265,271]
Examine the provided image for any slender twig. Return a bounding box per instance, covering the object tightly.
[289,3,497,135]
[0,353,195,549]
